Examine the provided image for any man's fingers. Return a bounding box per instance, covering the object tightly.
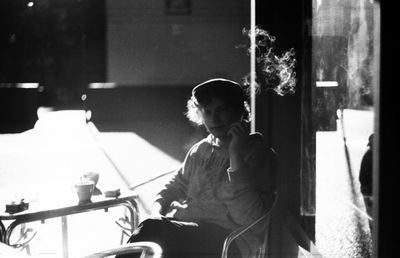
[229,122,248,136]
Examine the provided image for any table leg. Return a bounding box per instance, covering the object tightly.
[5,220,20,245]
[116,201,138,244]
[124,199,139,230]
[61,216,69,258]
[20,223,31,255]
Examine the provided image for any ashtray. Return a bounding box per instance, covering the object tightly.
[104,189,121,198]
[5,199,29,214]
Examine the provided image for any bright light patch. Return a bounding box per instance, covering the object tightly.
[16,82,39,88]
[27,1,34,7]
[316,81,339,87]
[89,82,117,89]
[316,109,374,257]
[85,110,92,121]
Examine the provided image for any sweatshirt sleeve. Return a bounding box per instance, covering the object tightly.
[222,138,277,226]
[155,144,197,214]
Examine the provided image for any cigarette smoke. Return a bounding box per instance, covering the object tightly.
[242,27,297,97]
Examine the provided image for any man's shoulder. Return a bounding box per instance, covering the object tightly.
[188,136,213,153]
[196,135,213,146]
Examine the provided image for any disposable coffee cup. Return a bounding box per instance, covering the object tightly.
[73,181,95,204]
[81,172,99,186]
[81,172,102,195]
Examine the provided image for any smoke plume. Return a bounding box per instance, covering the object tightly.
[242,27,297,97]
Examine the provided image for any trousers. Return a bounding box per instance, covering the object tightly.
[115,217,240,258]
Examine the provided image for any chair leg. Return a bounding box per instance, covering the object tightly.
[116,215,133,244]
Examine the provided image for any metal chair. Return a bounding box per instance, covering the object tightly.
[80,241,162,258]
[221,190,279,258]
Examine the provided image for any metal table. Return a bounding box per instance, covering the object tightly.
[0,191,139,258]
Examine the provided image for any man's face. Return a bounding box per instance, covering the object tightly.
[199,96,242,139]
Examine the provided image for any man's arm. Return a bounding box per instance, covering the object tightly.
[223,140,277,225]
[152,144,198,217]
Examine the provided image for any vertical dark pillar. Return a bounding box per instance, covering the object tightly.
[255,0,308,256]
[255,0,304,214]
[378,1,395,257]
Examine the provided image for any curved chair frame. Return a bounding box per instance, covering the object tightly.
[221,191,278,258]
[81,241,162,258]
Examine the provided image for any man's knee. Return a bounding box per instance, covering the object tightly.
[127,218,164,242]
[139,218,164,230]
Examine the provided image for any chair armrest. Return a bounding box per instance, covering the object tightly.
[81,241,162,258]
[221,212,271,258]
[221,191,278,258]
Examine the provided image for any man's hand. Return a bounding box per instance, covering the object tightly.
[227,121,250,171]
[165,201,188,217]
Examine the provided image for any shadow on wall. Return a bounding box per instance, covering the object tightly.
[84,86,207,161]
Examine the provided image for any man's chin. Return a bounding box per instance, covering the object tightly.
[209,130,227,139]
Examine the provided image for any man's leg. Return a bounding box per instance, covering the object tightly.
[116,218,199,258]
[116,218,237,258]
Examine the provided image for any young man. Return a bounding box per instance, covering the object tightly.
[118,78,277,258]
